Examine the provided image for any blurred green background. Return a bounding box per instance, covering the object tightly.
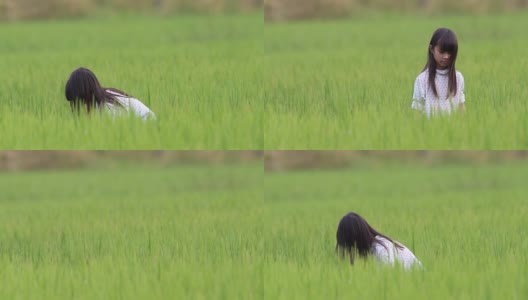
[0,151,263,299]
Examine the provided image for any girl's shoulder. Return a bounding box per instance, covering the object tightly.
[105,88,128,98]
[371,237,388,256]
[105,89,146,107]
[373,236,393,250]
[374,236,409,252]
[417,68,430,78]
[371,236,396,263]
[415,70,428,84]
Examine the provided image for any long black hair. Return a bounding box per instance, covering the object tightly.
[423,28,459,98]
[335,212,403,265]
[65,67,127,113]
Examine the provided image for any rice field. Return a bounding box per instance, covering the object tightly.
[1,156,527,299]
[263,161,528,299]
[0,13,262,150]
[265,12,528,149]
[0,163,263,299]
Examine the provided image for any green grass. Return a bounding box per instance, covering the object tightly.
[263,161,528,299]
[265,12,528,149]
[0,13,262,149]
[0,163,263,299]
[1,158,527,299]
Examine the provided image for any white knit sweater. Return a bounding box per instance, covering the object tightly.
[104,90,156,120]
[371,236,423,270]
[412,69,465,117]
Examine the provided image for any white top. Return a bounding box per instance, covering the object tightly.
[104,90,156,120]
[371,236,423,270]
[411,69,465,118]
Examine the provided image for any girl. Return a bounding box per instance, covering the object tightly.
[65,67,156,120]
[335,212,422,270]
[412,28,465,118]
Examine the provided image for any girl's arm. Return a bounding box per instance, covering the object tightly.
[130,98,156,120]
[411,77,425,111]
[458,72,465,113]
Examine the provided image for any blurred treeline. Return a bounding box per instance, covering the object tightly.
[4,151,528,172]
[0,151,263,171]
[0,0,262,21]
[265,0,528,21]
[265,151,528,171]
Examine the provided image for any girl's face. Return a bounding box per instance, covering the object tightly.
[430,45,451,70]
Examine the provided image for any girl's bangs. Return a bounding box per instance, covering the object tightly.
[438,35,458,53]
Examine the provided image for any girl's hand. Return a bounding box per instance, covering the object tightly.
[459,103,465,113]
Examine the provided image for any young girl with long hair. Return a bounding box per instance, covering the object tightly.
[412,28,465,117]
[65,67,156,120]
[336,212,422,270]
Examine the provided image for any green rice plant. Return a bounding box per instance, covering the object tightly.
[0,163,263,299]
